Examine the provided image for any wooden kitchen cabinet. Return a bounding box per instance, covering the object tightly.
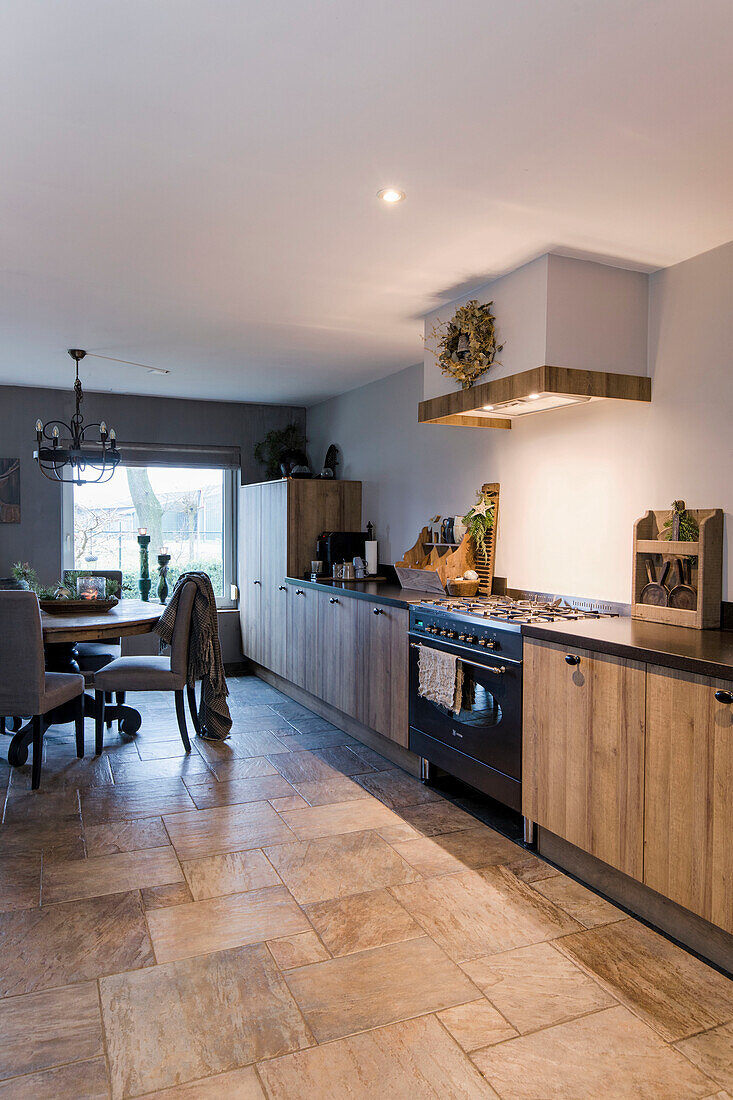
[357,600,409,747]
[523,637,646,880]
[286,584,319,695]
[644,665,733,934]
[317,591,359,717]
[239,478,362,681]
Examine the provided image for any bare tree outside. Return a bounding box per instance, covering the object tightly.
[126,468,164,553]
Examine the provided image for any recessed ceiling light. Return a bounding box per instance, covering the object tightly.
[377,188,405,204]
[527,393,541,400]
[482,404,494,411]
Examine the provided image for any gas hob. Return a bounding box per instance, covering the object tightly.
[416,594,617,626]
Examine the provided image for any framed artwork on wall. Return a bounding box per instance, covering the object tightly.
[0,458,20,523]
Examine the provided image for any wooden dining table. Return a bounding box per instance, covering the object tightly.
[6,599,163,767]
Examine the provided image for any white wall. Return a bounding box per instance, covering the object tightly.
[307,240,732,604]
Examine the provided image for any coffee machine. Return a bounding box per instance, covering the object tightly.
[316,532,367,576]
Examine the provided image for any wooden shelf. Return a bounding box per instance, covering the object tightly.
[422,541,460,548]
[637,540,699,555]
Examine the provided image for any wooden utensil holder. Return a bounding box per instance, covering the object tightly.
[395,483,500,595]
[632,508,723,629]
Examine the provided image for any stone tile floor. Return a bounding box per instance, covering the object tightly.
[0,674,731,1098]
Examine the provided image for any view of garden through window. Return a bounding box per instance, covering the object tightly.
[72,466,226,597]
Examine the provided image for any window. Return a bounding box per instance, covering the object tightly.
[68,465,237,606]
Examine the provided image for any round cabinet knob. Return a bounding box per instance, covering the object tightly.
[373,607,384,615]
[715,690,733,704]
[565,654,581,666]
[278,585,286,591]
[296,589,305,596]
[330,597,339,604]
[253,579,261,585]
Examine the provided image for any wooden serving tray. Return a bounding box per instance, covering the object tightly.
[40,597,119,615]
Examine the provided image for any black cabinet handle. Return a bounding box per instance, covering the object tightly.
[373,607,384,615]
[278,586,286,591]
[295,589,304,596]
[253,580,261,586]
[715,690,733,704]
[330,597,339,604]
[565,654,580,666]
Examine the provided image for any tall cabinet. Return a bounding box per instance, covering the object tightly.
[239,479,362,680]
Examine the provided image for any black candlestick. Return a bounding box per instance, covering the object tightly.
[157,553,171,605]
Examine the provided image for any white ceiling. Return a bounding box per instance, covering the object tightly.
[1,0,732,406]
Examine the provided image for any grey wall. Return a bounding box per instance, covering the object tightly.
[307,240,733,604]
[0,386,304,662]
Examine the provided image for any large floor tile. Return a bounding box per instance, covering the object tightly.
[198,728,291,759]
[399,800,480,836]
[100,942,311,1098]
[2,787,80,825]
[471,1004,715,1100]
[309,745,376,775]
[182,848,281,900]
[163,800,294,859]
[0,1058,110,1100]
[0,854,41,912]
[556,919,733,1042]
[269,749,347,785]
[354,767,443,809]
[294,776,372,806]
[346,743,393,771]
[0,981,103,1082]
[9,753,114,791]
[279,796,404,840]
[147,884,310,963]
[84,817,169,856]
[392,867,581,961]
[0,890,154,997]
[142,882,193,909]
[109,754,213,784]
[391,826,522,877]
[275,729,357,750]
[461,940,616,1033]
[264,830,418,904]
[529,873,625,928]
[0,820,85,862]
[209,756,280,781]
[81,777,196,824]
[282,936,479,1042]
[676,1022,733,1093]
[188,774,294,810]
[258,1014,497,1098]
[305,887,423,955]
[139,1066,265,1099]
[43,846,183,904]
[437,999,518,1051]
[267,931,331,969]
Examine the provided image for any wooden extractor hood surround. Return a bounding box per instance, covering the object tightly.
[418,365,652,429]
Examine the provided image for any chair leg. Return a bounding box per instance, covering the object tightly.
[75,694,84,759]
[174,690,191,753]
[115,691,125,733]
[0,716,4,737]
[31,714,43,790]
[186,684,203,737]
[95,690,105,755]
[105,691,113,729]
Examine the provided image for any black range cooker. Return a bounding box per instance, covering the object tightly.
[408,596,617,837]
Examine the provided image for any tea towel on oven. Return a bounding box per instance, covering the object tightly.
[417,644,464,715]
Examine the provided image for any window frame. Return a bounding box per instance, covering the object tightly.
[63,467,238,610]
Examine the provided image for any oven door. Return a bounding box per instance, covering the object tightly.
[408,634,522,782]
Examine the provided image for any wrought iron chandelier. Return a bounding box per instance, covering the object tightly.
[34,349,121,485]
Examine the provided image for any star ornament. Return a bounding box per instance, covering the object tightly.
[471,496,490,518]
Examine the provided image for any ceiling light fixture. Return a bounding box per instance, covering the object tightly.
[34,350,121,485]
[377,188,405,204]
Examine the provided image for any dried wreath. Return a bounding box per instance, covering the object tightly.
[427,299,503,390]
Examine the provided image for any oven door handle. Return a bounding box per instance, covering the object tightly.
[410,642,507,675]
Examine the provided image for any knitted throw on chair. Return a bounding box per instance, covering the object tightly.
[156,571,232,740]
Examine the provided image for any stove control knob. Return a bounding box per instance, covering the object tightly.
[439,630,448,636]
[478,638,487,646]
[467,635,476,644]
[458,634,467,641]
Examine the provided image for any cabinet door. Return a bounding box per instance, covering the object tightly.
[357,601,409,746]
[259,481,288,677]
[317,592,359,716]
[238,484,262,664]
[644,665,733,933]
[523,638,645,880]
[286,585,319,696]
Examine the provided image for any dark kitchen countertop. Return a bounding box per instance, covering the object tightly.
[522,615,733,681]
[284,576,427,609]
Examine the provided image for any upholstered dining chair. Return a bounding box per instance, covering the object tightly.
[64,570,125,727]
[93,580,196,754]
[0,591,86,789]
